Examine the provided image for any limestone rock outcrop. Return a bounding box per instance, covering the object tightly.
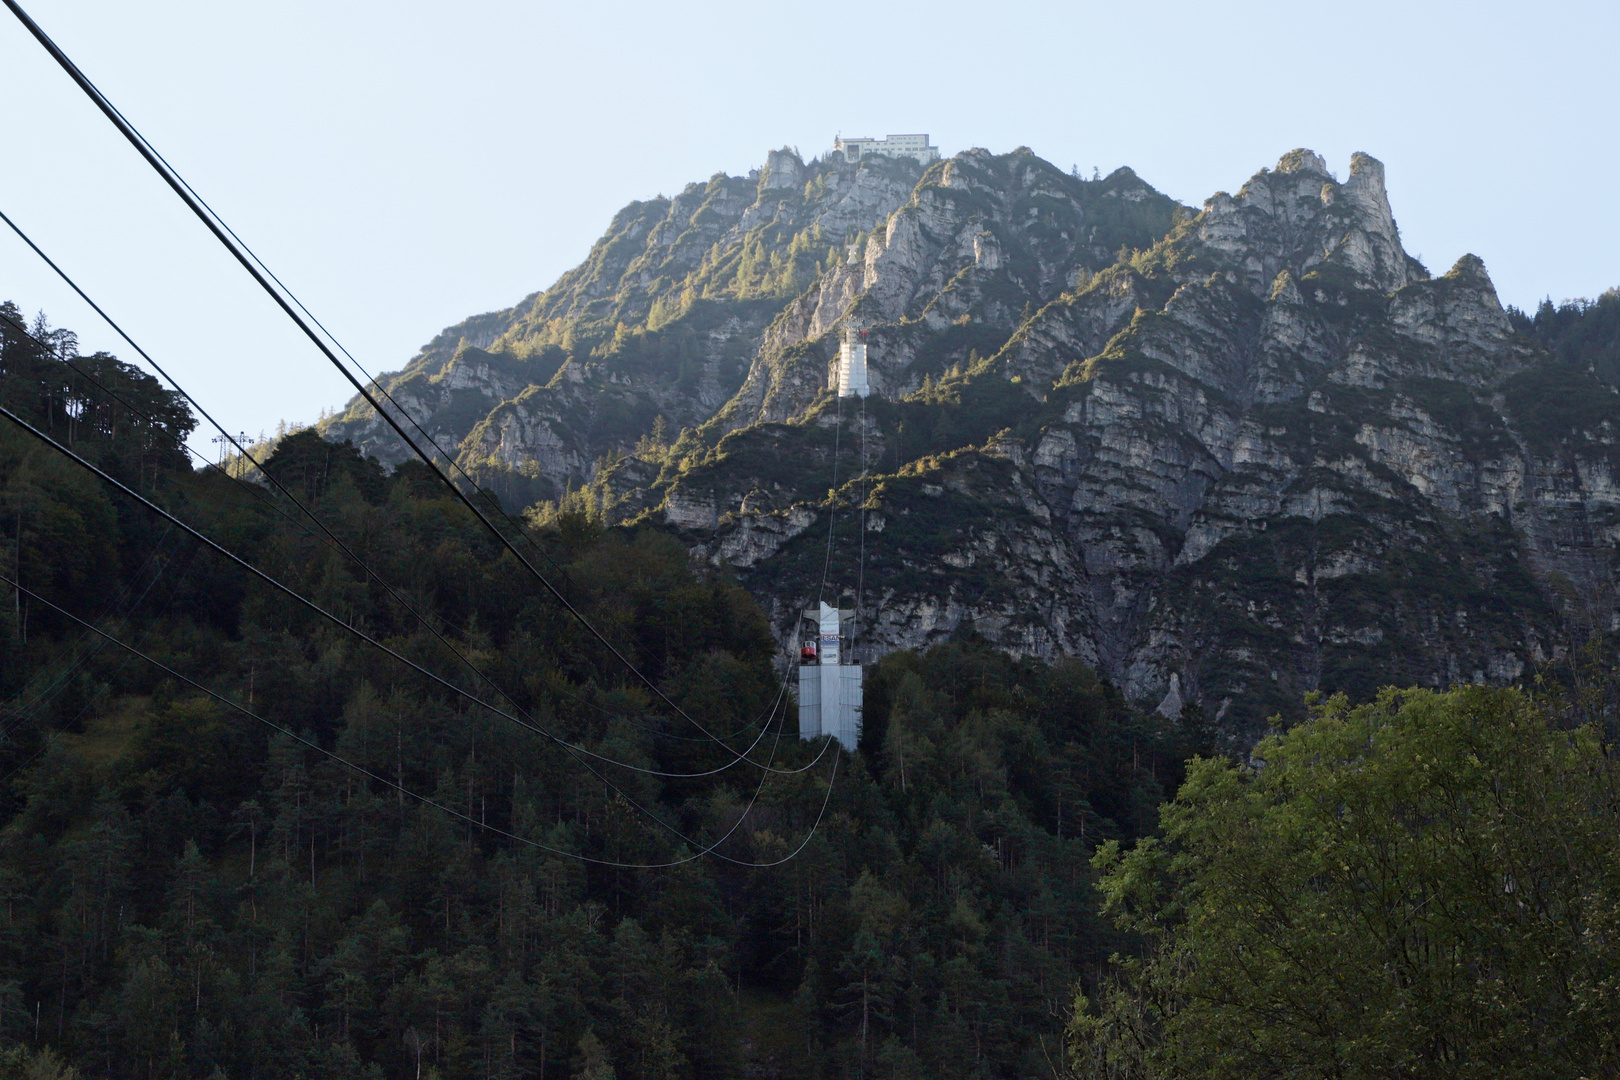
[323,146,1620,731]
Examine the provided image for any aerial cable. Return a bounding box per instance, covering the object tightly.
[0,306,286,495]
[0,307,770,751]
[0,1,783,767]
[0,403,843,865]
[856,394,868,665]
[27,90,700,692]
[0,215,803,779]
[0,9,844,861]
[815,392,844,616]
[0,570,838,869]
[126,144,774,741]
[0,292,779,771]
[0,403,824,787]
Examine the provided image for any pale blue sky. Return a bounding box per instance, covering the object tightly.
[1,0,1615,451]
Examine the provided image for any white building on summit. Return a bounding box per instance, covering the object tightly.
[829,134,940,166]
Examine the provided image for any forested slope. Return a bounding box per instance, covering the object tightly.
[0,305,1191,1080]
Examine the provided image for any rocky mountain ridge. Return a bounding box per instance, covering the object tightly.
[324,145,1620,730]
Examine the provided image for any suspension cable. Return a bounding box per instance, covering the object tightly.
[0,402,821,784]
[0,402,842,865]
[0,292,785,767]
[0,0,780,764]
[856,394,868,666]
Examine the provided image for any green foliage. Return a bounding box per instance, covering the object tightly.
[1509,287,1620,384]
[0,303,193,480]
[0,1045,79,1079]
[1499,293,1620,445]
[262,429,386,504]
[0,313,1186,1079]
[1071,683,1620,1079]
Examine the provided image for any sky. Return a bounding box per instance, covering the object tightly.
[1,0,1616,457]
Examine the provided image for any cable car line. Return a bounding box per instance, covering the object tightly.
[0,292,780,761]
[0,2,850,866]
[0,403,831,787]
[24,100,692,697]
[0,307,773,756]
[0,214,802,777]
[856,394,869,664]
[0,405,843,866]
[0,571,838,870]
[0,0,788,767]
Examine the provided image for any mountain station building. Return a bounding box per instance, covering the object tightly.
[829,134,940,166]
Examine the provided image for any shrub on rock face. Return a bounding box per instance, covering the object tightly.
[1071,683,1620,1080]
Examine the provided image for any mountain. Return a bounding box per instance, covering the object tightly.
[325,148,1178,489]
[325,145,1620,732]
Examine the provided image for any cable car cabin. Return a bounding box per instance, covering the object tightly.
[796,601,862,751]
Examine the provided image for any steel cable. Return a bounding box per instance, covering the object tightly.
[0,409,838,867]
[0,305,770,748]
[0,0,790,767]
[0,403,817,786]
[0,230,808,777]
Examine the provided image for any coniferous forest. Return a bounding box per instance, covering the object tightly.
[4,297,1620,1080]
[0,304,1192,1079]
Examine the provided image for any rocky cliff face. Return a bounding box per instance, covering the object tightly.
[324,148,1177,501]
[324,146,1620,731]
